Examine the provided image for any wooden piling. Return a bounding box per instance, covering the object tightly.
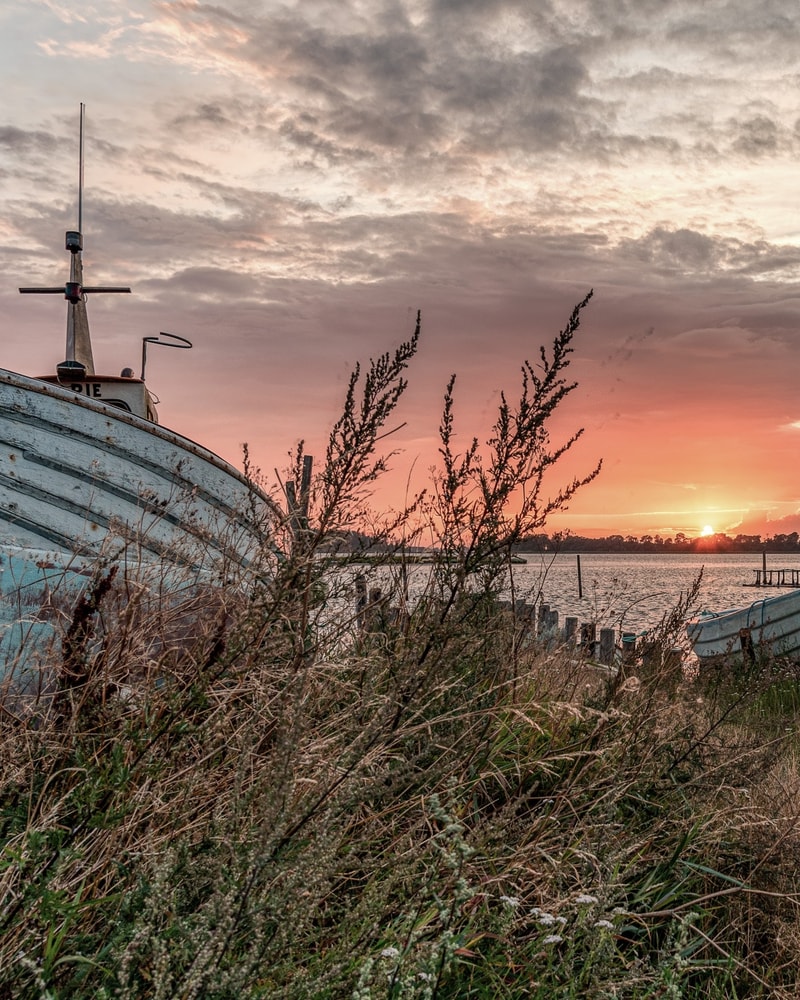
[739,627,756,665]
[599,628,616,665]
[355,573,367,629]
[621,633,636,664]
[641,642,660,671]
[286,454,314,552]
[580,621,596,658]
[538,603,550,635]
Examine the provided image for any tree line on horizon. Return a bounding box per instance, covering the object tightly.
[515,530,800,554]
[329,528,800,555]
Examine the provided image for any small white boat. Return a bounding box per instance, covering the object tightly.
[686,589,800,663]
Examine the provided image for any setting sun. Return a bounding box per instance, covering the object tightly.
[701,525,715,537]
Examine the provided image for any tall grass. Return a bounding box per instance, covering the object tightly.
[2,296,800,998]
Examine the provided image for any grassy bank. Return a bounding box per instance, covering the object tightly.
[2,297,800,997]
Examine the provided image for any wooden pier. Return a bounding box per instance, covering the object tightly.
[748,568,800,588]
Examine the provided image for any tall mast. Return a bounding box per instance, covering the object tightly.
[66,103,93,371]
[19,104,131,377]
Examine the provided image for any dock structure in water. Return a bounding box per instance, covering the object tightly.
[747,568,800,588]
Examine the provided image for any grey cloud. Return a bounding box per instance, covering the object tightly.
[618,66,691,90]
[304,25,428,89]
[281,42,599,164]
[688,1,800,52]
[583,0,800,50]
[620,228,720,272]
[330,106,443,152]
[148,1,759,177]
[731,114,780,157]
[429,0,541,14]
[279,116,376,164]
[269,16,429,103]
[170,103,239,132]
[435,46,587,114]
[0,126,58,154]
[618,227,800,278]
[216,4,604,163]
[257,1,791,176]
[155,266,257,301]
[33,0,800,188]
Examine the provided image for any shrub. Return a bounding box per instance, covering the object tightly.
[1,295,799,998]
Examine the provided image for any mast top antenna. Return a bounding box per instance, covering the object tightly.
[78,102,85,236]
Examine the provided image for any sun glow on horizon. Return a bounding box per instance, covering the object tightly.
[700,524,715,536]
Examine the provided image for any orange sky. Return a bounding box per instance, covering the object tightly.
[4,1,800,541]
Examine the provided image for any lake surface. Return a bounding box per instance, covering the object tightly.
[345,552,800,641]
[503,552,800,636]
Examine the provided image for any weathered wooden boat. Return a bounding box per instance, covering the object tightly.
[686,589,800,663]
[2,107,272,581]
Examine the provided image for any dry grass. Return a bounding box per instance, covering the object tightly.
[2,298,800,997]
[1,575,800,998]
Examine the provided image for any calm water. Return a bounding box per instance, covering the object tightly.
[330,552,800,650]
[345,552,800,639]
[504,552,800,636]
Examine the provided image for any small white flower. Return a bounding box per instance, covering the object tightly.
[542,934,563,945]
[611,907,628,916]
[555,915,567,925]
[575,894,599,905]
[499,895,521,909]
[538,913,556,925]
[418,972,433,981]
[594,919,614,930]
[380,946,400,959]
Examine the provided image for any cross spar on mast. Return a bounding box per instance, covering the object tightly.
[19,103,131,377]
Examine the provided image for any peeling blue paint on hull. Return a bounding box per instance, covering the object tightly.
[0,368,270,574]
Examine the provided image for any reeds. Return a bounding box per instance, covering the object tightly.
[2,297,800,998]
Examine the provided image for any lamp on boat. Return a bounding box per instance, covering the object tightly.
[56,360,86,381]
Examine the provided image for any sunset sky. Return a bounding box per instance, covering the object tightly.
[3,0,800,538]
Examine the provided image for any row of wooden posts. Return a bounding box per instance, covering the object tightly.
[353,583,683,670]
[518,600,683,670]
[534,602,627,666]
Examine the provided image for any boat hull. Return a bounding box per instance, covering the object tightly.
[0,368,271,575]
[687,589,800,662]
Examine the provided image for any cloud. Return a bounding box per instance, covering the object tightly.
[730,114,780,156]
[169,102,240,132]
[0,125,58,155]
[616,226,800,278]
[6,0,800,533]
